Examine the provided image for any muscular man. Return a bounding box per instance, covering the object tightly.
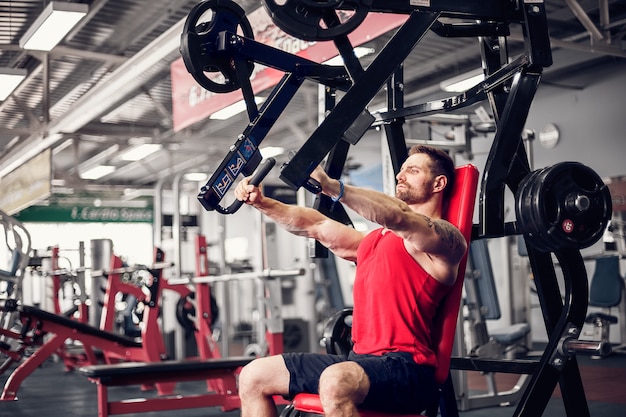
[234,145,467,417]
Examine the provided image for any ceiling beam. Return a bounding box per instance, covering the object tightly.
[76,122,160,138]
[50,46,128,66]
[0,16,186,178]
[508,32,626,59]
[564,0,605,41]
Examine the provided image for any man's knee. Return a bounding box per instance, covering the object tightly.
[319,362,369,404]
[239,359,265,397]
[239,355,289,399]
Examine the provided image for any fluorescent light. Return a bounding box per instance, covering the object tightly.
[0,68,27,101]
[323,47,376,65]
[80,165,116,180]
[119,143,162,161]
[184,172,208,182]
[260,146,285,158]
[210,97,265,120]
[440,68,485,92]
[19,2,88,51]
[77,144,119,174]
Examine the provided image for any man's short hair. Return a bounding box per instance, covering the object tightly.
[408,144,456,201]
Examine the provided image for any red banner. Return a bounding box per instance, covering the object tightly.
[171,8,407,132]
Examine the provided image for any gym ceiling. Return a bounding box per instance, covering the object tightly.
[0,0,625,207]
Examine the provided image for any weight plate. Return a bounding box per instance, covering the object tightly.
[175,291,220,331]
[176,293,197,332]
[544,162,611,250]
[322,308,353,355]
[180,0,255,93]
[263,0,372,42]
[516,169,551,252]
[516,162,612,252]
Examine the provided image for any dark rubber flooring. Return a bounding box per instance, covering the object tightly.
[1,348,625,417]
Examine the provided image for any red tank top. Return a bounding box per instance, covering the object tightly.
[351,228,452,367]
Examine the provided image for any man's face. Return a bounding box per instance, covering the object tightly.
[395,153,437,204]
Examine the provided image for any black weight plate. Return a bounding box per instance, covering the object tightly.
[181,0,255,93]
[263,0,372,42]
[530,166,559,252]
[516,162,612,252]
[516,168,552,252]
[176,293,196,332]
[322,308,353,355]
[539,162,611,250]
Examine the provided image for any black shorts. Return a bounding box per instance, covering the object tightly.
[282,351,437,414]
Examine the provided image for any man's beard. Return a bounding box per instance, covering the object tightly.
[396,183,433,205]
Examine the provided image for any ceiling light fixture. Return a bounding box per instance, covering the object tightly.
[76,144,119,179]
[0,68,27,101]
[79,165,116,180]
[184,172,209,182]
[119,143,162,161]
[439,68,485,92]
[19,2,88,51]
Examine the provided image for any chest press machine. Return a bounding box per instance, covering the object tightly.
[174,1,612,417]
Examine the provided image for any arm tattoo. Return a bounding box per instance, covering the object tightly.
[421,214,462,252]
[434,221,462,251]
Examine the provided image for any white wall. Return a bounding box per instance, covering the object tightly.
[527,60,626,179]
[25,222,153,268]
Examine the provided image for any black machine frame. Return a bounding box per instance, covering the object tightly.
[181,1,605,416]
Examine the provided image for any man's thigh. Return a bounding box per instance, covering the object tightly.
[349,352,437,414]
[242,355,292,396]
[282,352,347,398]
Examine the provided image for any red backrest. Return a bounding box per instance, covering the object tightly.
[432,164,479,385]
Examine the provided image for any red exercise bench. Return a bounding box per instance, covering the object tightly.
[80,356,253,417]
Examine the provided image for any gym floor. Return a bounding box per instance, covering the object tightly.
[1,350,625,417]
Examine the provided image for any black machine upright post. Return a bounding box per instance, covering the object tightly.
[513,248,591,417]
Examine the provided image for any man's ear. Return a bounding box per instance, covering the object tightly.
[432,174,447,194]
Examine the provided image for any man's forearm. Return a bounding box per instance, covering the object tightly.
[252,197,326,238]
[323,179,408,230]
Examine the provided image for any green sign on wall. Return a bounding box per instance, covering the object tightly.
[14,204,154,223]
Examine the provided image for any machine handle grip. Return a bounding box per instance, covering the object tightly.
[217,157,276,215]
[304,178,322,194]
[284,151,322,194]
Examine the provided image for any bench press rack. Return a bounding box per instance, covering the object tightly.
[0,248,181,400]
[77,234,301,416]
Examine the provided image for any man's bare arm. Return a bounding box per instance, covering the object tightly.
[313,172,466,264]
[234,178,364,261]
